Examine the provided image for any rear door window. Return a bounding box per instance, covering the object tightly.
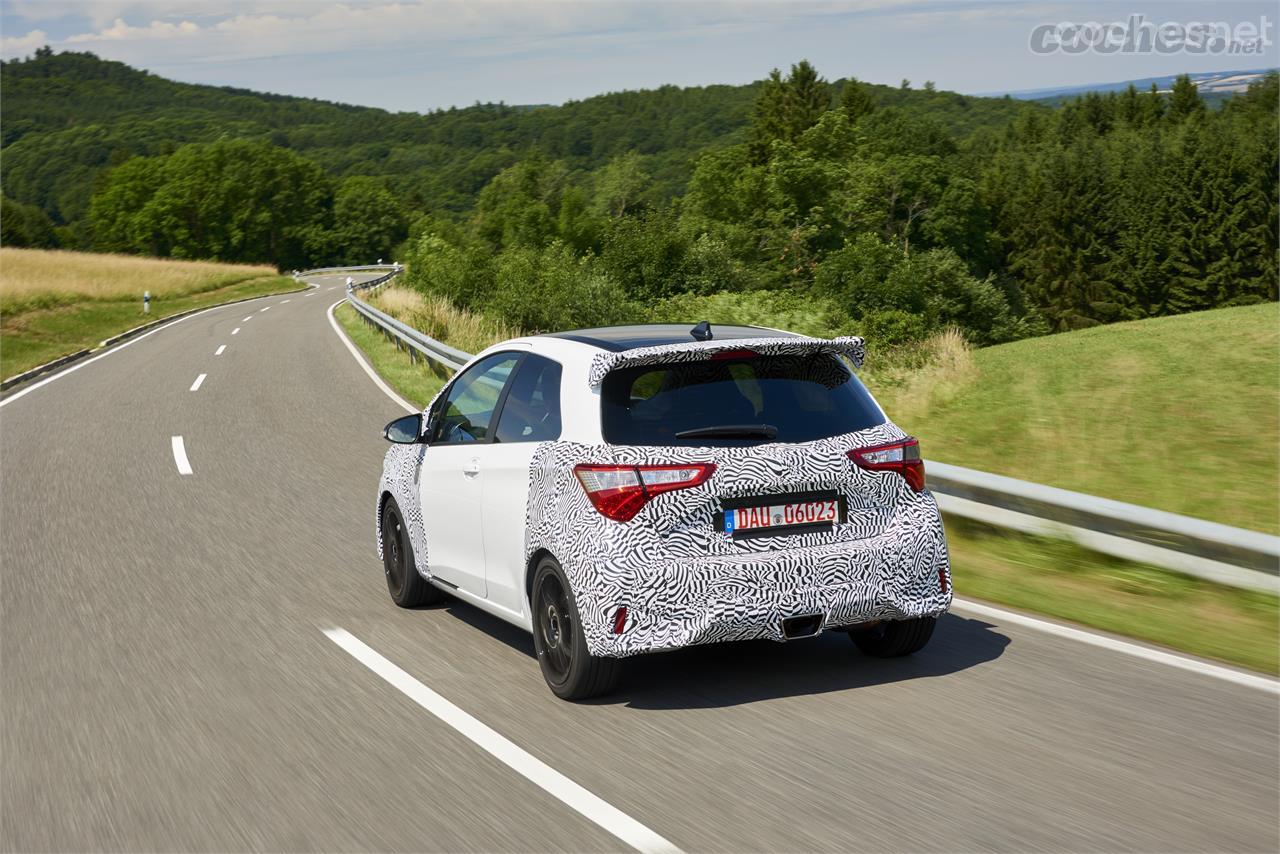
[601,353,885,446]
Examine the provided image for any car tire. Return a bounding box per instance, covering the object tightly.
[849,616,936,657]
[381,498,443,608]
[531,557,621,700]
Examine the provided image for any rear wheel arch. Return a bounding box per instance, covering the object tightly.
[525,547,555,609]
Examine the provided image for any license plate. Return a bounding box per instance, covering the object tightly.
[724,498,840,535]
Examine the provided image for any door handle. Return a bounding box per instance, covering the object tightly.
[463,458,481,477]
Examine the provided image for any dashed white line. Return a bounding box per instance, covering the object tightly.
[171,436,193,475]
[189,373,207,392]
[951,598,1280,694]
[259,306,271,313]
[214,345,227,356]
[242,316,253,322]
[232,327,241,335]
[324,628,681,854]
[281,299,291,304]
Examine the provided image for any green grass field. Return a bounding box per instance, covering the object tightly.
[1,248,298,380]
[877,303,1280,535]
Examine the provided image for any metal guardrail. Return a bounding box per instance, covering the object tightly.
[308,265,1280,594]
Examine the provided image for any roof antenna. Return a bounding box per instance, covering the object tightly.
[691,320,713,341]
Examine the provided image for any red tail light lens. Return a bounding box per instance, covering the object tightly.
[574,463,716,522]
[848,438,925,492]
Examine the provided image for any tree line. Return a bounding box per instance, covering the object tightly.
[2,50,1275,347]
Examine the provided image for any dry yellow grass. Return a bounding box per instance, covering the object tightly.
[0,247,279,312]
[861,327,977,421]
[371,286,521,357]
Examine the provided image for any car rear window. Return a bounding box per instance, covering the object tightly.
[600,353,886,446]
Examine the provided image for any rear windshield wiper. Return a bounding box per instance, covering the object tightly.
[674,424,779,440]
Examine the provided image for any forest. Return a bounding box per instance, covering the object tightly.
[2,49,1276,347]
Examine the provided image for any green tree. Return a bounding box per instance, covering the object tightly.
[1167,74,1205,122]
[839,77,877,123]
[593,151,650,218]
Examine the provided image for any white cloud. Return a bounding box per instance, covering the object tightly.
[65,17,201,43]
[0,28,50,57]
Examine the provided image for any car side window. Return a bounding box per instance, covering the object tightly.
[494,355,563,443]
[428,353,521,444]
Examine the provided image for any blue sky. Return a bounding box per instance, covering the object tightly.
[2,1,1275,112]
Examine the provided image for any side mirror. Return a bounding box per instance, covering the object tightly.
[383,413,423,444]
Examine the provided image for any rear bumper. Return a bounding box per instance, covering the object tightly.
[573,516,952,658]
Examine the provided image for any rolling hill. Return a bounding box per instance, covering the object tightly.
[880,303,1280,534]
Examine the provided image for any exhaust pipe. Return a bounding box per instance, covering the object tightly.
[781,613,824,640]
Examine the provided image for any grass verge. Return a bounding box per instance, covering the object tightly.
[948,518,1278,674]
[334,302,447,408]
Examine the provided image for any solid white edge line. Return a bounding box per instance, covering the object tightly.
[170,436,193,475]
[214,345,226,356]
[951,598,1280,694]
[323,628,681,854]
[325,298,416,414]
[189,373,207,392]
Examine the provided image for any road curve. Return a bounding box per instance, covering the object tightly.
[2,275,1276,852]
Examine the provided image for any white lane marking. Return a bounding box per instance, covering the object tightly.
[325,299,415,413]
[259,306,270,313]
[305,291,316,297]
[231,327,240,335]
[171,436,193,475]
[328,286,336,290]
[952,598,1280,694]
[242,316,253,322]
[281,299,291,304]
[324,628,681,854]
[214,345,227,356]
[189,373,207,392]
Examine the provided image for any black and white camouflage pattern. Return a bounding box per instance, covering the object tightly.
[586,336,866,388]
[524,421,952,658]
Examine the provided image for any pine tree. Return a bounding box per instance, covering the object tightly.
[839,77,876,123]
[784,61,830,140]
[1167,75,1205,122]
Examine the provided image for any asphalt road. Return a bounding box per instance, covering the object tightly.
[2,275,1277,853]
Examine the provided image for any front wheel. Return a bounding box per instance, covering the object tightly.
[849,616,936,657]
[381,498,442,608]
[531,557,621,700]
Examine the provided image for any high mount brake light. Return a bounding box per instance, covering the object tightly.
[574,463,717,522]
[711,349,759,361]
[848,438,925,492]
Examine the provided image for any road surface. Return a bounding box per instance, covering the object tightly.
[2,275,1276,852]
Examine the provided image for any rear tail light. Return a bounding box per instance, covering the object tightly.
[612,606,629,634]
[848,438,925,492]
[574,463,716,522]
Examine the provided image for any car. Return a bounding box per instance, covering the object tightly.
[375,323,953,700]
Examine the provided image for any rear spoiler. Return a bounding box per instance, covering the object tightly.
[587,335,866,388]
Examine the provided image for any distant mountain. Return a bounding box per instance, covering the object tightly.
[990,68,1278,106]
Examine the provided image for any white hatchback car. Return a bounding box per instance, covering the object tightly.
[376,323,952,699]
